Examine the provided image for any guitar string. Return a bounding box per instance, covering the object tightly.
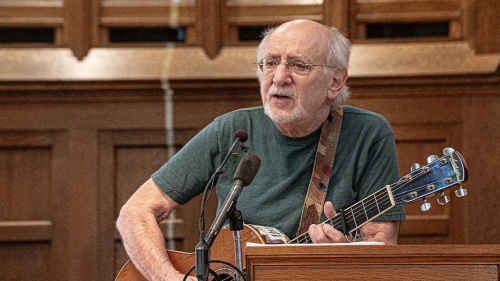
[291,179,401,243]
[290,186,390,243]
[393,179,448,200]
[348,164,437,213]
[346,177,450,225]
[219,273,239,281]
[287,157,455,243]
[391,156,452,193]
[290,162,454,244]
[292,189,396,244]
[289,155,458,244]
[309,156,457,242]
[221,274,236,281]
[291,188,393,243]
[290,177,451,244]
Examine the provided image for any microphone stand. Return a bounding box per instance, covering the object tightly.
[195,140,247,281]
[199,200,245,281]
[228,204,244,281]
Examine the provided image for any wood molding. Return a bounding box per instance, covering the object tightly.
[0,221,53,241]
[349,0,467,41]
[0,42,498,81]
[64,0,93,60]
[0,73,497,106]
[246,245,500,281]
[196,0,223,59]
[0,1,64,28]
[0,78,496,117]
[245,243,500,260]
[99,0,196,27]
[323,0,348,34]
[474,0,500,54]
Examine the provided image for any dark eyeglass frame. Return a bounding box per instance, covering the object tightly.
[254,57,336,75]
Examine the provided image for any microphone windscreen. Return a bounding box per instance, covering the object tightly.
[233,154,261,186]
[233,129,249,143]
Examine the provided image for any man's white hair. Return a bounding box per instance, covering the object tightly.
[256,24,351,108]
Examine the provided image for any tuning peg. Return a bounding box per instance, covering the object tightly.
[443,147,455,156]
[455,185,467,197]
[437,192,450,205]
[427,155,438,164]
[411,163,421,172]
[420,198,431,212]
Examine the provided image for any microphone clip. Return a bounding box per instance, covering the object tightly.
[238,144,248,154]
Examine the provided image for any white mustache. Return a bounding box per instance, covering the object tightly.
[267,85,297,99]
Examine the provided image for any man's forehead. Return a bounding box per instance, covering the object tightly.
[275,19,329,34]
[265,23,328,59]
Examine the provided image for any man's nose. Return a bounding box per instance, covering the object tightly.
[272,63,293,87]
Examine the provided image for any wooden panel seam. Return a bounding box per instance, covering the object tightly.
[0,220,53,241]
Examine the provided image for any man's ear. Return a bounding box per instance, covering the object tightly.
[327,68,348,100]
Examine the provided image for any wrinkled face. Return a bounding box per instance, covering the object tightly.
[259,21,336,125]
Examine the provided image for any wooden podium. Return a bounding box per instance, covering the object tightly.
[245,244,500,281]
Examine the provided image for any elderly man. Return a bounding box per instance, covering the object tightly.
[117,19,405,281]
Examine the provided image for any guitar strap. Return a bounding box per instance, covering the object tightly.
[296,106,343,236]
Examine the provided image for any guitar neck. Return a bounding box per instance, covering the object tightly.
[289,185,396,244]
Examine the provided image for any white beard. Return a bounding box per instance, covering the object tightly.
[263,85,309,124]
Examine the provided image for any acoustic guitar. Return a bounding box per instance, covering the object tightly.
[116,148,468,281]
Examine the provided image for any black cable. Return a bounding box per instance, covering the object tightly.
[209,260,246,281]
[196,173,218,280]
[199,171,219,241]
[199,135,247,236]
[182,267,221,281]
[199,153,233,243]
[183,260,246,281]
[209,269,222,281]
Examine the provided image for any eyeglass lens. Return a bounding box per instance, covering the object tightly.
[259,58,309,75]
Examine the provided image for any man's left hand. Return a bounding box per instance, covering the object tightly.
[308,201,349,243]
[307,201,400,244]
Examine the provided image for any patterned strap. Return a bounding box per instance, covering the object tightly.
[296,106,344,236]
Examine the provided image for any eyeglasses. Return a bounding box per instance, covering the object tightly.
[255,57,335,76]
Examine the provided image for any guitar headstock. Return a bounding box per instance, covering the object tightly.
[392,148,468,211]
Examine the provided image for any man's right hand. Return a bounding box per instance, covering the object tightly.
[117,179,190,281]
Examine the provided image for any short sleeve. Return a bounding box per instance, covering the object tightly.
[357,132,405,221]
[152,119,222,204]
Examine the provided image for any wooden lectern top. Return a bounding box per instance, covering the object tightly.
[245,244,500,281]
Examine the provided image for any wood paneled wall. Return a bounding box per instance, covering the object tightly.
[0,2,499,280]
[0,69,499,280]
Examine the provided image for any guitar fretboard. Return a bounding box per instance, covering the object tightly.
[289,185,395,244]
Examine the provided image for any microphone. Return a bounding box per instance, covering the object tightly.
[210,130,248,185]
[195,130,250,281]
[234,129,249,143]
[205,153,261,246]
[227,130,249,162]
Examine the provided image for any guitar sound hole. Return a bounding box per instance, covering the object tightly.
[216,273,235,281]
[211,267,237,281]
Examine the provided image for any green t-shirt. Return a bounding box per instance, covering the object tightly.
[152,105,405,239]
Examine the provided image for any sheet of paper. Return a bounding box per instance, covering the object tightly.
[246,241,385,247]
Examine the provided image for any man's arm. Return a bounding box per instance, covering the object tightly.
[308,201,400,245]
[117,178,196,281]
